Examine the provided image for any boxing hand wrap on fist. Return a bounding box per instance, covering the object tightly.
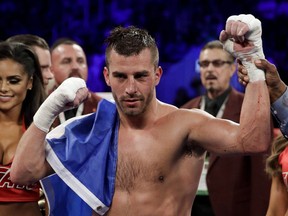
[33,77,88,133]
[220,14,265,82]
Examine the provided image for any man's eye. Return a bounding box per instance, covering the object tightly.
[77,59,85,64]
[115,74,125,79]
[62,59,71,64]
[135,74,147,79]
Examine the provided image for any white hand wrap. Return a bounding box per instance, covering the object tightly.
[33,77,87,133]
[223,14,265,82]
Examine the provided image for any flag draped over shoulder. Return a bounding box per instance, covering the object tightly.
[40,99,119,216]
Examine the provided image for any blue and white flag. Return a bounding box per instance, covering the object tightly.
[40,99,119,216]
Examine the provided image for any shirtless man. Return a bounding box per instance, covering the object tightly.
[10,14,271,216]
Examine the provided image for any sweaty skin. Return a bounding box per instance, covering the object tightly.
[96,48,270,216]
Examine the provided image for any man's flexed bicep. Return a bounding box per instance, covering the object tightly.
[183,100,270,155]
[10,123,54,185]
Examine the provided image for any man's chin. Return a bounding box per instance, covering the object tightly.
[206,86,216,91]
[123,107,142,116]
[69,75,82,78]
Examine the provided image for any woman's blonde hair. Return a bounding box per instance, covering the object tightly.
[266,134,288,177]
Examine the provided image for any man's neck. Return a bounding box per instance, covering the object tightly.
[118,99,160,129]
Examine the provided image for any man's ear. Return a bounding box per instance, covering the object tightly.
[155,66,163,86]
[103,67,111,86]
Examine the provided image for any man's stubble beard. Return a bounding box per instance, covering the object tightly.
[113,90,154,116]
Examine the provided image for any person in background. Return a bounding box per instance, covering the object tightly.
[181,40,272,216]
[49,38,102,126]
[7,33,55,215]
[0,41,46,216]
[6,34,54,92]
[10,15,271,216]
[265,134,288,216]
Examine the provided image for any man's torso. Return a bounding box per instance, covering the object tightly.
[102,107,206,216]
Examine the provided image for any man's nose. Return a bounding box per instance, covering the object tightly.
[44,68,54,80]
[71,61,81,70]
[125,78,137,95]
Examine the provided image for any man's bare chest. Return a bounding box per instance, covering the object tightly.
[115,131,175,191]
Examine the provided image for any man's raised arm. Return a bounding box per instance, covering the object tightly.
[10,77,88,185]
[220,14,271,151]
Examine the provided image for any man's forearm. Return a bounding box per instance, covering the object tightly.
[239,81,271,152]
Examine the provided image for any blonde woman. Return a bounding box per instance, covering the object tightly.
[266,135,288,216]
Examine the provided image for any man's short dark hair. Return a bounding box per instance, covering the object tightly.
[104,26,159,68]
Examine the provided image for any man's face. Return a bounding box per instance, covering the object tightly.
[103,48,162,116]
[199,48,236,97]
[51,44,88,86]
[33,46,53,87]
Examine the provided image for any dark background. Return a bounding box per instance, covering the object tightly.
[1,0,287,106]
